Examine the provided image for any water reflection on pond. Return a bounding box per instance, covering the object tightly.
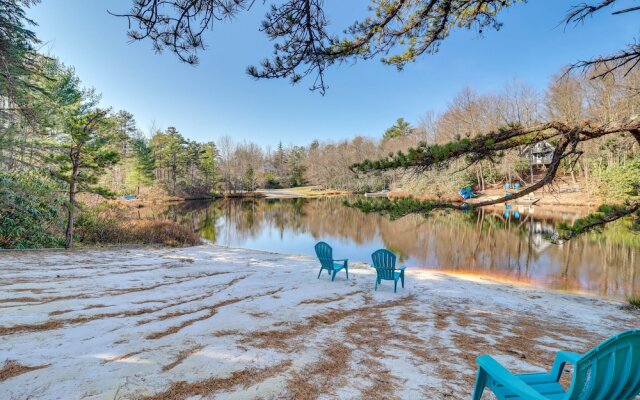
[132,197,640,299]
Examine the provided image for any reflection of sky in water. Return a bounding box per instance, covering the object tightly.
[148,198,639,299]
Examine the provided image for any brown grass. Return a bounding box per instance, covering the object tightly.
[0,360,48,382]
[77,216,201,247]
[144,360,292,400]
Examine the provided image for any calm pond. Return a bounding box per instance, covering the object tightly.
[132,197,640,300]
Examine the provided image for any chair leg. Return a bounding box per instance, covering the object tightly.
[375,279,378,290]
[472,368,487,400]
[317,268,323,279]
[401,271,405,288]
[394,279,398,293]
[345,266,349,279]
[331,270,337,281]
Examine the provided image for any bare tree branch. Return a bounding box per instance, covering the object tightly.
[565,0,617,25]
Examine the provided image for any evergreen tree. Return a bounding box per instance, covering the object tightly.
[383,118,412,140]
[199,141,221,193]
[0,0,42,120]
[150,127,187,196]
[129,134,155,195]
[243,165,256,191]
[50,93,120,248]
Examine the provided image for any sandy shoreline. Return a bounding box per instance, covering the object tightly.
[0,245,637,399]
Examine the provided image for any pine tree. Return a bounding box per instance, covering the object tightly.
[243,165,256,191]
[150,127,187,196]
[130,135,155,195]
[383,118,412,140]
[199,141,221,193]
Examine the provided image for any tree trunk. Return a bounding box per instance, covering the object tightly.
[65,160,79,249]
[583,160,590,200]
[172,164,177,196]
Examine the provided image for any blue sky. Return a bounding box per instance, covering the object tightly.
[28,0,637,147]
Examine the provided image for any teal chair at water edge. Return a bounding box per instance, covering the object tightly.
[314,242,348,281]
[371,249,405,293]
[471,329,640,400]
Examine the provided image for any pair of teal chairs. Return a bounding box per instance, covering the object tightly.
[472,328,640,399]
[314,242,405,292]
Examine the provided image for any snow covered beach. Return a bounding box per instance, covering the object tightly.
[0,245,637,400]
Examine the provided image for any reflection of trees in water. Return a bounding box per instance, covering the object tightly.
[134,198,639,298]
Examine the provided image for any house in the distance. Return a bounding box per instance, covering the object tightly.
[522,141,555,166]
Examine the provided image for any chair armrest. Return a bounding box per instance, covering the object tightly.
[476,355,548,400]
[333,258,348,263]
[550,351,582,381]
[396,266,406,272]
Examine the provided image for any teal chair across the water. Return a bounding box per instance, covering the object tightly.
[471,329,640,400]
[314,242,348,281]
[371,249,405,293]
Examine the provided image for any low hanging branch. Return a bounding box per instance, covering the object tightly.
[348,116,640,238]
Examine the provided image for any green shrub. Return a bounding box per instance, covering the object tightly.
[0,172,66,249]
[593,157,640,201]
[628,296,640,308]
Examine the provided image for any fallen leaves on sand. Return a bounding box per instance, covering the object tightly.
[0,360,48,382]
[144,360,292,400]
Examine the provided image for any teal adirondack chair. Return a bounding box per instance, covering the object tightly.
[472,329,640,400]
[371,249,405,293]
[314,242,348,281]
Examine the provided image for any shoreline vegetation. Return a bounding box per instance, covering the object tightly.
[0,245,637,400]
[110,186,353,204]
[69,185,602,252]
[111,184,603,208]
[2,185,610,250]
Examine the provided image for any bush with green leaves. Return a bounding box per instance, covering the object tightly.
[593,157,640,201]
[0,172,66,248]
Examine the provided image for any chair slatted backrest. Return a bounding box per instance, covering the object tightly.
[569,329,640,400]
[315,242,334,270]
[371,249,396,280]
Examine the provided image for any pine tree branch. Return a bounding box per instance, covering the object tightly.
[347,116,640,240]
